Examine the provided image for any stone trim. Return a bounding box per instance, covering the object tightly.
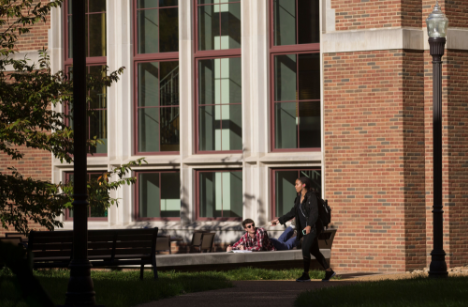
[323,27,468,53]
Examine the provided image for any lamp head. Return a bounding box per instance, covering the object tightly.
[426,1,449,38]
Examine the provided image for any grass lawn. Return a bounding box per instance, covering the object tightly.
[1,267,331,306]
[295,276,468,307]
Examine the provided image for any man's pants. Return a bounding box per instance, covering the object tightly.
[270,226,297,250]
[302,228,329,270]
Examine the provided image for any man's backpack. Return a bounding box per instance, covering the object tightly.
[316,196,331,229]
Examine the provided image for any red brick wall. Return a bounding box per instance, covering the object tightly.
[0,145,52,236]
[0,0,51,52]
[444,50,468,268]
[422,1,468,29]
[331,0,422,31]
[324,50,427,273]
[0,0,52,236]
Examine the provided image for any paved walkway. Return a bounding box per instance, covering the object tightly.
[137,280,356,307]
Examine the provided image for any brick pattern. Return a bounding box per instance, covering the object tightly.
[0,1,53,236]
[331,0,422,31]
[0,145,52,236]
[324,50,427,273]
[443,50,468,268]
[423,1,468,29]
[0,0,51,52]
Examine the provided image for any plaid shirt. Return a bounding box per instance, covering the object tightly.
[232,227,276,251]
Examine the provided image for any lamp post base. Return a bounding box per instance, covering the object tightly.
[428,250,448,278]
[63,260,98,306]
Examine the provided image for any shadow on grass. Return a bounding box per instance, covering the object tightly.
[1,270,233,307]
[295,276,468,307]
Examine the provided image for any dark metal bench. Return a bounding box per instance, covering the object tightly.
[28,227,159,279]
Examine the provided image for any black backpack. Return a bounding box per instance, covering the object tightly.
[316,196,331,229]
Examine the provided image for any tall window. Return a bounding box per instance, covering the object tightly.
[65,0,108,155]
[134,0,180,155]
[271,168,321,218]
[64,172,108,221]
[196,169,243,220]
[270,0,320,152]
[195,0,242,153]
[135,171,181,220]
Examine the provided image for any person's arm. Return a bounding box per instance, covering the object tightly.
[306,195,319,232]
[277,203,296,225]
[231,235,245,250]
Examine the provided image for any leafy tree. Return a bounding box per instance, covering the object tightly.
[0,0,145,234]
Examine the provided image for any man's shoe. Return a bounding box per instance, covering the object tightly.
[321,270,336,282]
[296,272,311,282]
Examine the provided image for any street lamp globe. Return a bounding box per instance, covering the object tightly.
[426,1,449,38]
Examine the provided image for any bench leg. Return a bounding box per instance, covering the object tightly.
[140,264,144,280]
[152,256,158,279]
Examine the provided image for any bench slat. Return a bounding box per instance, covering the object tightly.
[113,248,152,256]
[114,241,153,249]
[29,243,73,251]
[33,251,72,258]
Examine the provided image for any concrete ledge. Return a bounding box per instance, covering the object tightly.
[323,28,424,53]
[156,249,330,267]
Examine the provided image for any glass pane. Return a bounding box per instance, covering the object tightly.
[160,173,180,217]
[138,108,160,152]
[274,0,296,46]
[68,0,73,14]
[221,104,242,151]
[300,170,321,194]
[222,171,242,218]
[220,3,241,49]
[299,102,320,148]
[275,171,297,217]
[160,61,179,106]
[199,172,218,218]
[139,173,160,218]
[160,0,178,7]
[160,107,180,151]
[274,54,297,101]
[68,16,73,58]
[275,103,297,149]
[138,62,159,107]
[160,8,179,52]
[89,110,107,154]
[198,0,218,4]
[198,5,220,50]
[220,58,241,104]
[88,13,106,57]
[199,105,221,151]
[199,59,219,105]
[89,173,107,217]
[138,0,177,8]
[298,0,319,44]
[89,0,106,12]
[298,53,320,100]
[137,9,159,54]
[137,0,158,8]
[89,66,107,109]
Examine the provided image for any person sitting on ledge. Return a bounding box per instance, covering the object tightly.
[226,218,276,252]
[270,219,298,251]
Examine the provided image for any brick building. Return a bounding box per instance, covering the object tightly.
[1,0,467,273]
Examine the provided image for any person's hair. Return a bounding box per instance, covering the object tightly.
[242,218,255,228]
[297,176,312,191]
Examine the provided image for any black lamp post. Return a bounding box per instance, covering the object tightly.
[426,1,449,278]
[64,0,97,305]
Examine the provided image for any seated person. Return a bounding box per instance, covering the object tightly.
[270,219,297,251]
[226,219,276,252]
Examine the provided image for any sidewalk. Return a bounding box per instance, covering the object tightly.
[136,280,355,307]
